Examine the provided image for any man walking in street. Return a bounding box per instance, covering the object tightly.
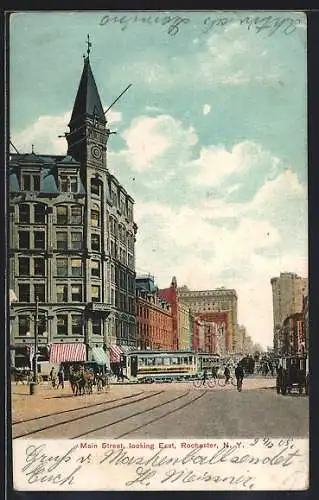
[235,363,244,392]
[57,366,65,389]
[224,365,230,384]
[202,368,208,386]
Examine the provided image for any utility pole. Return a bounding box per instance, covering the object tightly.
[30,296,39,395]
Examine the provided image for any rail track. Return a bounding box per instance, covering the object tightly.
[13,389,208,440]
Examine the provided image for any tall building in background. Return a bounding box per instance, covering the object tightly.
[178,286,238,353]
[9,46,137,369]
[271,272,308,353]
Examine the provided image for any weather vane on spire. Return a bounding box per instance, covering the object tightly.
[86,33,92,57]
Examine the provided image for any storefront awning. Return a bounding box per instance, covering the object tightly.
[121,345,136,355]
[109,345,123,363]
[49,343,86,363]
[91,347,110,368]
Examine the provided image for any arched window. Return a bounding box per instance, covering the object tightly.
[91,178,100,196]
[91,204,100,227]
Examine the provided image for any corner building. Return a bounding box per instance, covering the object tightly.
[9,51,137,368]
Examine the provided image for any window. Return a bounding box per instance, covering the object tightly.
[19,315,30,336]
[70,177,78,193]
[71,206,82,224]
[71,259,82,277]
[18,231,30,249]
[37,315,47,336]
[57,206,68,225]
[128,204,133,222]
[34,204,46,224]
[56,258,68,276]
[34,231,45,249]
[19,284,30,302]
[71,232,82,250]
[57,315,68,335]
[110,240,115,258]
[34,284,45,302]
[91,260,100,277]
[60,175,78,193]
[91,210,100,227]
[91,233,100,251]
[22,174,31,191]
[111,190,118,207]
[111,264,115,283]
[19,257,30,276]
[57,232,68,250]
[120,198,126,215]
[110,217,115,235]
[34,258,45,276]
[56,285,68,302]
[92,318,101,335]
[72,315,82,335]
[71,285,82,302]
[91,285,100,302]
[22,173,40,191]
[19,204,30,223]
[91,178,100,196]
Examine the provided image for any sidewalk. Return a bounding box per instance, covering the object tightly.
[10,382,142,422]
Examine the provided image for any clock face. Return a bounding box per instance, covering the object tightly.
[91,144,102,160]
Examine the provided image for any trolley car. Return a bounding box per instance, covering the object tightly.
[126,350,198,383]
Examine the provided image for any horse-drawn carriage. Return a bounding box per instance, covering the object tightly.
[68,362,110,396]
[276,355,309,395]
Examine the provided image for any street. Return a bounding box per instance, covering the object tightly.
[12,378,308,440]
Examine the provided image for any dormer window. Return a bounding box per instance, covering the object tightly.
[60,175,78,193]
[21,173,41,191]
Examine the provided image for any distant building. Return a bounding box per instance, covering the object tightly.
[178,286,238,353]
[271,273,308,353]
[158,276,192,350]
[302,295,309,354]
[194,311,228,355]
[235,325,246,354]
[135,276,173,350]
[279,313,304,355]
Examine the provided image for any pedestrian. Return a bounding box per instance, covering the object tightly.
[57,366,65,389]
[49,366,56,388]
[202,368,208,386]
[224,365,230,384]
[235,363,244,392]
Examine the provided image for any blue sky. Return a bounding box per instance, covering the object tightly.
[10,11,308,347]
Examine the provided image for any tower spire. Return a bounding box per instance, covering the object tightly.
[86,33,92,58]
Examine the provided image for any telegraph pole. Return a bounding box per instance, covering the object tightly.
[30,296,39,395]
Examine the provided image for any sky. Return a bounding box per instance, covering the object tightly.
[9,11,308,348]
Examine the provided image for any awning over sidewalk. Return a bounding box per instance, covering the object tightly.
[49,343,86,363]
[121,345,136,355]
[91,347,110,368]
[109,345,123,363]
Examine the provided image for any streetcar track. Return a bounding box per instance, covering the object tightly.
[117,390,208,438]
[73,390,192,439]
[13,391,164,439]
[12,391,144,425]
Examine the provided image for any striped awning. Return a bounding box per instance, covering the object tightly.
[109,345,123,363]
[121,345,136,354]
[91,347,110,368]
[49,343,86,363]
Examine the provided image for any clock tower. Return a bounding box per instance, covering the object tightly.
[66,44,110,172]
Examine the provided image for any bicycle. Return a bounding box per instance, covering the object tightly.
[193,377,216,389]
[218,376,237,387]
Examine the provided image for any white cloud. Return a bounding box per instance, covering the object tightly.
[202,104,211,115]
[191,141,278,187]
[114,114,198,173]
[12,108,122,156]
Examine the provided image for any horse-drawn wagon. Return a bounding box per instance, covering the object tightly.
[276,355,308,395]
